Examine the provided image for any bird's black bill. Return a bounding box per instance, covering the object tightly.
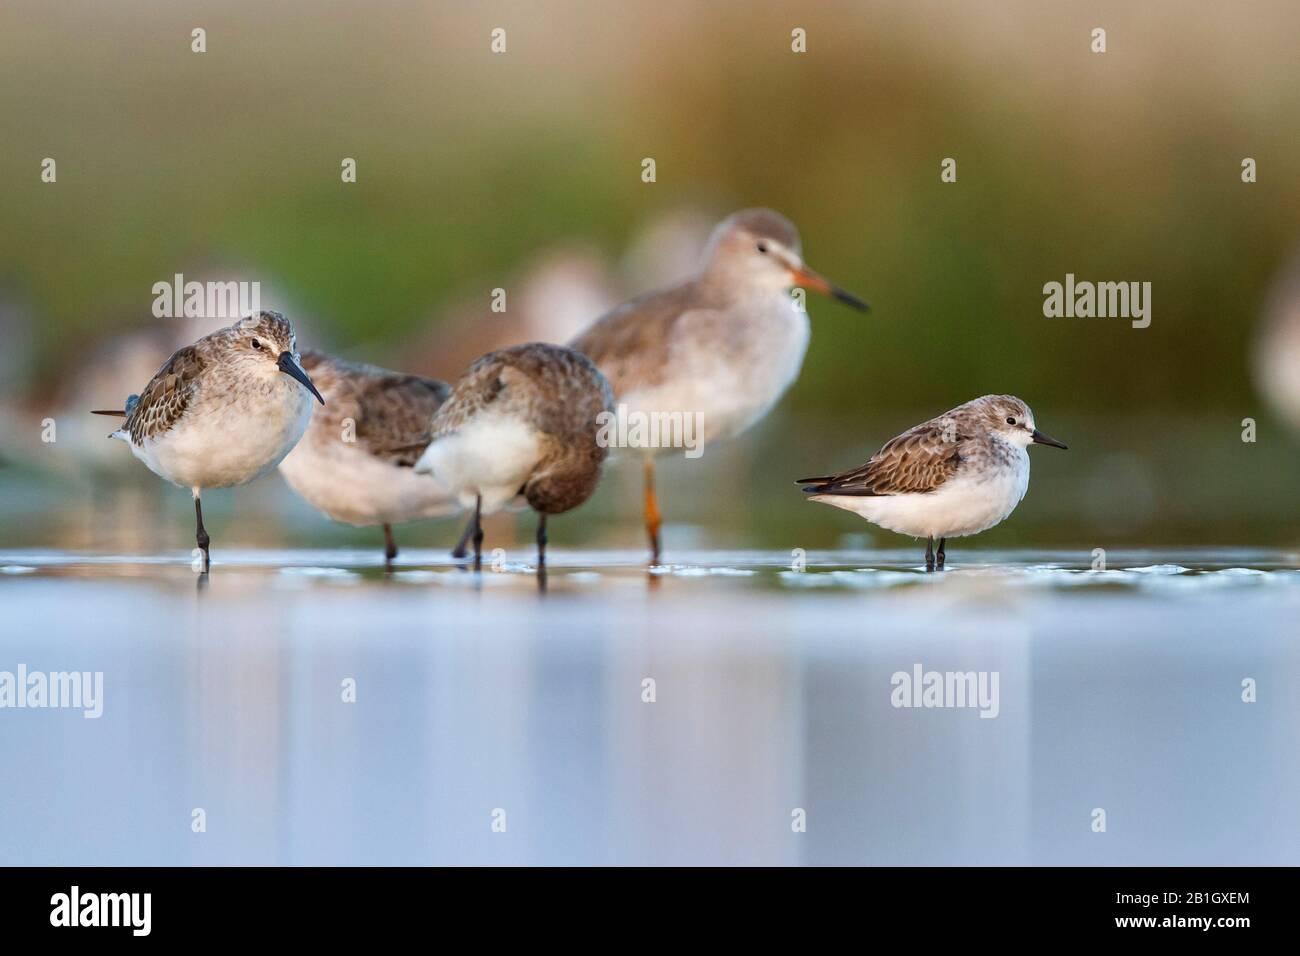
[1031,429,1068,449]
[830,285,870,312]
[278,351,325,405]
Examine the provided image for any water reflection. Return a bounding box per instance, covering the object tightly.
[0,550,1297,865]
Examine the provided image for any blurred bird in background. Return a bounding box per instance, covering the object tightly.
[1254,244,1300,436]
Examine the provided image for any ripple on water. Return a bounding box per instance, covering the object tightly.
[773,561,1300,595]
[275,567,362,588]
[653,565,757,578]
[1,551,1299,599]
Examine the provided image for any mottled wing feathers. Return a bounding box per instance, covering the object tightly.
[428,353,510,441]
[356,375,449,466]
[302,351,449,467]
[123,345,206,444]
[431,343,613,442]
[800,420,965,496]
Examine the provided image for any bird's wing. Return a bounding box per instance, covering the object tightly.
[798,420,965,496]
[353,372,451,467]
[569,280,713,394]
[429,353,514,441]
[428,344,612,455]
[123,345,205,444]
[298,351,450,466]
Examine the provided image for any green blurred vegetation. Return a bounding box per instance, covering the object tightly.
[4,1,1298,405]
[1,0,1298,548]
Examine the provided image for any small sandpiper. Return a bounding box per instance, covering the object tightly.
[93,311,324,571]
[570,208,869,563]
[413,342,614,574]
[277,351,466,568]
[796,395,1067,571]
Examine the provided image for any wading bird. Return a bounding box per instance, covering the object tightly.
[414,343,613,577]
[277,351,467,568]
[797,395,1067,571]
[571,208,869,563]
[93,311,323,571]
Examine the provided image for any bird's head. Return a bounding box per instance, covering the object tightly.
[701,208,869,312]
[979,395,1067,450]
[229,311,324,404]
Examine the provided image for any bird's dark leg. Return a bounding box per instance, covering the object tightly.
[382,523,398,569]
[924,536,934,573]
[451,513,475,560]
[536,514,549,593]
[644,456,662,565]
[936,537,946,571]
[472,495,484,572]
[194,492,210,573]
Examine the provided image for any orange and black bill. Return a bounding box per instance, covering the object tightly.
[790,264,870,312]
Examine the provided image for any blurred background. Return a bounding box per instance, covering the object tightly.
[2,0,1298,554]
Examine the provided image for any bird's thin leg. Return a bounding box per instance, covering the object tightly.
[382,523,398,569]
[936,537,946,571]
[194,490,210,573]
[925,536,934,573]
[451,513,475,560]
[536,514,549,593]
[472,495,484,572]
[643,456,662,565]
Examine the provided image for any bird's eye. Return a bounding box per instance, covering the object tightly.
[1006,417,1016,425]
[756,242,768,254]
[251,338,261,350]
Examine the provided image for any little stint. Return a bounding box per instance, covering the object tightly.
[797,395,1067,570]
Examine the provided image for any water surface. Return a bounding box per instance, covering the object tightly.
[1,548,1297,865]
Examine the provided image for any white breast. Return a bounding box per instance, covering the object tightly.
[413,412,544,513]
[127,378,313,491]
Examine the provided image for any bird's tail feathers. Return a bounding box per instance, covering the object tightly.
[91,394,139,418]
[796,475,835,494]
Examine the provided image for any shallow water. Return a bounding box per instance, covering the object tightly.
[1,548,1298,865]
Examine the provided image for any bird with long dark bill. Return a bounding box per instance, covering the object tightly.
[93,311,323,571]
